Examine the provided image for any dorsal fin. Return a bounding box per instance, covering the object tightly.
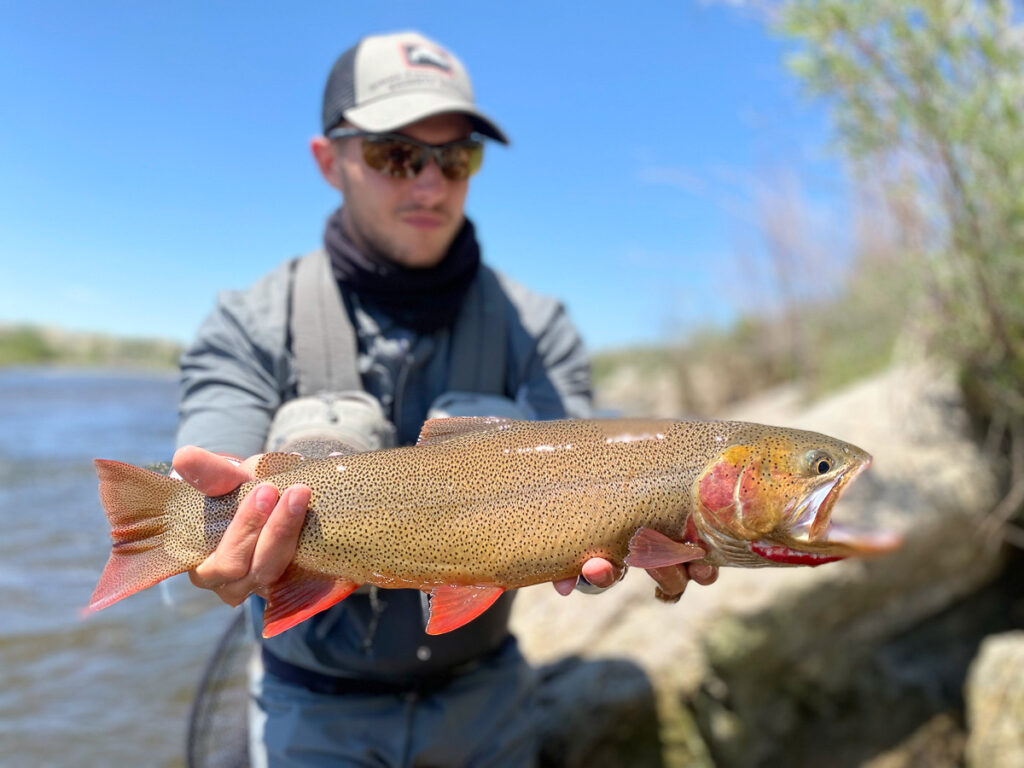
[252,452,306,478]
[416,417,515,447]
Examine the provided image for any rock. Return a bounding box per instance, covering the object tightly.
[532,656,695,768]
[861,712,966,768]
[965,631,1024,768]
[512,364,1007,766]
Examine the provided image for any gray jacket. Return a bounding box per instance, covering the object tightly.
[178,258,592,455]
[177,253,593,682]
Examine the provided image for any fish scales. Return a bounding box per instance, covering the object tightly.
[87,417,898,636]
[169,420,731,586]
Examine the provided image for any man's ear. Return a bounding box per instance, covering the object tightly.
[311,136,343,192]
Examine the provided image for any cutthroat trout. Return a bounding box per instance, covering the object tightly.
[87,417,899,636]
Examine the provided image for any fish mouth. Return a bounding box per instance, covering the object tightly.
[751,457,902,566]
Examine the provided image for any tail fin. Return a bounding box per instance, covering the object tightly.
[87,459,186,612]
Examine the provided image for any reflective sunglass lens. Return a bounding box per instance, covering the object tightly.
[360,136,484,181]
[438,142,483,181]
[362,139,425,179]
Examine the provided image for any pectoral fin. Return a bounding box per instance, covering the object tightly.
[625,527,706,568]
[262,565,359,637]
[426,585,505,635]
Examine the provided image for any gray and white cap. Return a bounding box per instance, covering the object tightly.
[321,31,508,144]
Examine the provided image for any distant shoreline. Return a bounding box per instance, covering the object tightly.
[0,364,179,379]
[0,324,182,370]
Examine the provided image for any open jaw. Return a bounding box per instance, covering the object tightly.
[750,458,902,566]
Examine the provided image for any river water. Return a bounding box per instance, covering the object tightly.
[0,368,235,768]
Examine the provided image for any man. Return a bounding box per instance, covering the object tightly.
[173,31,711,767]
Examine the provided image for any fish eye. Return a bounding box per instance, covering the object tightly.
[808,452,833,475]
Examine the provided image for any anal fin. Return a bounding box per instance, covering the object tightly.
[426,585,505,635]
[625,527,706,568]
[262,564,358,637]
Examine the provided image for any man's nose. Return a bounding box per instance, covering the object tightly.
[410,156,446,203]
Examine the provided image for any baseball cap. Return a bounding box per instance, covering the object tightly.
[321,30,508,144]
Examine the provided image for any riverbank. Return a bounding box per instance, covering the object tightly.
[513,363,1024,766]
[0,324,182,369]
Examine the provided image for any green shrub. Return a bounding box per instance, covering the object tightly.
[781,0,1024,539]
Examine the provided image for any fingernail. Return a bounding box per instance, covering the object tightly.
[254,485,277,514]
[288,489,309,515]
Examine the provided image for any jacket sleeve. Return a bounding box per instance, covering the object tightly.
[498,273,594,420]
[176,262,295,458]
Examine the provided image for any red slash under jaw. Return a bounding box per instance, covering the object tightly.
[749,541,845,566]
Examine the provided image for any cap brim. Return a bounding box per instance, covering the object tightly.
[344,92,509,144]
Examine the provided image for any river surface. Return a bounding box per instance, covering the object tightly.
[0,368,235,768]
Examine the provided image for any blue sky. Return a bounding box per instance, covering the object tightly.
[0,1,850,352]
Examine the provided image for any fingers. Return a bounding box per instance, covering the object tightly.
[645,564,690,599]
[552,577,576,596]
[173,445,254,496]
[688,563,719,586]
[642,561,721,602]
[581,558,622,588]
[188,483,311,607]
[250,485,310,588]
[552,557,624,596]
[190,482,278,600]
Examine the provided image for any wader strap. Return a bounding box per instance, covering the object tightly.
[447,266,507,395]
[291,251,507,397]
[290,248,361,396]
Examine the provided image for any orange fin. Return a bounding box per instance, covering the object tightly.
[416,417,515,447]
[252,452,306,478]
[262,565,358,637]
[87,460,186,612]
[426,585,505,635]
[625,527,706,568]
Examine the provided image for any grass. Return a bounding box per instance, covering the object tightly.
[0,324,182,370]
[592,250,907,416]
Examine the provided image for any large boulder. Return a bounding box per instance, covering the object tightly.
[511,364,1006,766]
[965,631,1024,768]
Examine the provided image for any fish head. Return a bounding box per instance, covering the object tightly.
[692,425,900,567]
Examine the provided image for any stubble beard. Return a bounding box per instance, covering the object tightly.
[346,206,459,269]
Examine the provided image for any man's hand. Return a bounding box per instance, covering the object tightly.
[643,561,719,602]
[551,558,719,598]
[551,558,623,596]
[174,446,719,604]
[172,446,310,607]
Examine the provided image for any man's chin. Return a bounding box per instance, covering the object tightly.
[388,230,457,269]
[357,214,460,268]
[390,246,448,269]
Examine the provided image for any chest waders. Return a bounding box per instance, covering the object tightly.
[289,248,508,397]
[186,249,517,768]
[282,244,515,653]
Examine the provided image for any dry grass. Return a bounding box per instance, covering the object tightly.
[0,324,182,369]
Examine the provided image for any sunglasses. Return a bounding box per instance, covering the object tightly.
[326,128,484,181]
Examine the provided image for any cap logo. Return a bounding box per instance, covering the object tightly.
[401,43,453,74]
